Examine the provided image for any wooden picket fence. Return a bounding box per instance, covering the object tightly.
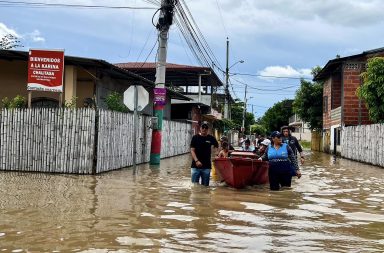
[0,108,192,174]
[341,124,384,167]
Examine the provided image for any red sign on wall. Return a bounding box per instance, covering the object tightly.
[27,49,65,92]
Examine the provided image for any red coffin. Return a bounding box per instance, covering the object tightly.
[213,156,269,189]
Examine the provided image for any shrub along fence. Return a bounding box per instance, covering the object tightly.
[341,124,384,167]
[0,108,193,174]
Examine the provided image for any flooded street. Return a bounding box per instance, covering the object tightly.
[0,152,383,252]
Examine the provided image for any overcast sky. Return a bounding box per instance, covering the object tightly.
[1,0,384,118]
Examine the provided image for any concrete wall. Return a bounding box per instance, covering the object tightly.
[0,59,94,107]
[292,132,311,142]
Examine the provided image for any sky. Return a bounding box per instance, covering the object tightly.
[1,0,384,118]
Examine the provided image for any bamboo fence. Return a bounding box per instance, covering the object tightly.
[0,108,193,174]
[0,108,95,174]
[341,124,384,167]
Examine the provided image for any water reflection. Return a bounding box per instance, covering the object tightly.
[0,152,383,252]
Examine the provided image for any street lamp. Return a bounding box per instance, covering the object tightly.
[229,60,244,70]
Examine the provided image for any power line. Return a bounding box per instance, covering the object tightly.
[230,72,312,80]
[0,0,157,9]
[134,28,157,64]
[214,0,228,37]
[231,78,299,91]
[139,39,158,69]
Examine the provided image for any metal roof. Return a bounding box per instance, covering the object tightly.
[115,62,224,87]
[0,49,191,101]
[314,47,384,81]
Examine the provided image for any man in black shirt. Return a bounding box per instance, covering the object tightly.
[190,121,219,186]
[281,126,305,165]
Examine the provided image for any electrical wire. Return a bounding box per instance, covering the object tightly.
[230,72,312,80]
[214,0,228,37]
[0,0,157,9]
[139,39,158,69]
[231,78,299,91]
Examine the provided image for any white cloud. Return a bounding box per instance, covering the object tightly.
[0,22,19,37]
[258,65,312,80]
[24,30,46,43]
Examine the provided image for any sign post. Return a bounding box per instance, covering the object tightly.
[124,85,149,168]
[27,49,65,107]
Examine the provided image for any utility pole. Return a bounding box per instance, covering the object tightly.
[242,84,247,133]
[150,0,176,165]
[250,104,254,134]
[224,37,230,119]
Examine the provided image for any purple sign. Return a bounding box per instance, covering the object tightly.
[154,88,166,105]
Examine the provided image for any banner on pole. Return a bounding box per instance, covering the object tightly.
[154,88,167,106]
[27,49,65,92]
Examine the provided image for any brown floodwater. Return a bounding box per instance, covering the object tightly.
[0,151,383,252]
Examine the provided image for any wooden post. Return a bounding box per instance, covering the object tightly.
[59,93,63,108]
[28,91,32,108]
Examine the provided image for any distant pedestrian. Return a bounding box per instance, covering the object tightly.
[218,141,229,158]
[259,131,300,191]
[254,139,270,158]
[190,121,219,186]
[281,126,305,165]
[220,136,234,151]
[242,139,254,151]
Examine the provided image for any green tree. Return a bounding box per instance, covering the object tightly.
[292,67,323,130]
[358,57,384,123]
[230,99,255,134]
[250,124,267,135]
[213,118,237,133]
[260,99,294,133]
[0,34,22,49]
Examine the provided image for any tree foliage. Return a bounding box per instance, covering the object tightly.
[0,34,22,50]
[358,57,384,123]
[260,99,294,133]
[215,99,256,134]
[250,124,267,136]
[230,99,255,134]
[105,92,128,112]
[292,79,323,130]
[213,118,237,133]
[1,95,26,109]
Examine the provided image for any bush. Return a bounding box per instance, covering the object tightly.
[64,96,77,109]
[105,92,128,112]
[1,95,26,109]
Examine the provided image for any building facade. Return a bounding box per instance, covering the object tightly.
[315,47,384,154]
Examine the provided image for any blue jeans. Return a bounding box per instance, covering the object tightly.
[191,168,211,186]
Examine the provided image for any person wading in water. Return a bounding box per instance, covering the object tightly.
[259,131,300,191]
[190,121,219,186]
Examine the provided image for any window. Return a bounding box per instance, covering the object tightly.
[323,96,328,112]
